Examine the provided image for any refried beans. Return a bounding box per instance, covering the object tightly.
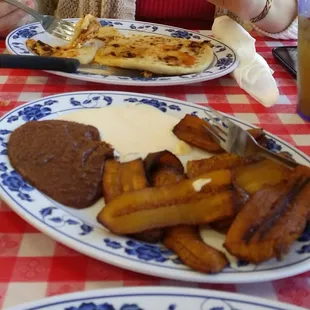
[8,120,114,209]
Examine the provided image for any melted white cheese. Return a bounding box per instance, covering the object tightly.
[199,225,257,271]
[192,178,212,192]
[58,104,207,162]
[199,225,239,267]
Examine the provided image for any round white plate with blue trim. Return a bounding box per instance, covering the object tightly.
[8,286,306,310]
[0,91,309,284]
[5,19,238,86]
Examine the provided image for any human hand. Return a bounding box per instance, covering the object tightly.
[208,0,266,21]
[0,0,36,38]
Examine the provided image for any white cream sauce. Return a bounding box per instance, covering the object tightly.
[200,225,239,267]
[58,104,208,163]
[192,178,212,192]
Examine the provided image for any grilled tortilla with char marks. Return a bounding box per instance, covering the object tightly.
[67,14,101,48]
[94,35,214,75]
[25,14,121,65]
[26,39,99,65]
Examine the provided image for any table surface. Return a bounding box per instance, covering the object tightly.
[0,31,309,309]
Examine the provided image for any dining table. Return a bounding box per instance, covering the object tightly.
[0,30,309,309]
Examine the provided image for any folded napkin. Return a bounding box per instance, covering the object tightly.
[212,16,279,107]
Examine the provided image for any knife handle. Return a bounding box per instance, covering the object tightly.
[0,55,80,73]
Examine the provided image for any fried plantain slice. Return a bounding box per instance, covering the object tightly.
[172,114,223,153]
[102,160,122,203]
[187,154,242,178]
[102,159,148,203]
[187,153,258,232]
[247,128,265,141]
[139,151,186,242]
[144,150,186,187]
[132,228,165,244]
[146,152,229,273]
[173,115,268,154]
[233,159,291,195]
[207,158,291,233]
[98,169,235,234]
[164,225,228,273]
[102,158,163,243]
[225,165,310,264]
[186,153,263,178]
[120,159,149,193]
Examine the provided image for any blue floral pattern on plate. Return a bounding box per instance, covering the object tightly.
[6,19,238,86]
[216,54,234,70]
[40,207,93,236]
[0,129,12,155]
[100,20,123,27]
[7,99,57,123]
[0,163,34,201]
[12,287,298,310]
[69,94,113,108]
[124,98,181,112]
[12,25,39,39]
[165,29,201,40]
[104,239,182,264]
[11,42,30,54]
[0,91,309,284]
[66,302,143,310]
[130,24,158,32]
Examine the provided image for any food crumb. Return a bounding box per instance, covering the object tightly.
[0,101,10,107]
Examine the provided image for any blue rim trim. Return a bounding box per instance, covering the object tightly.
[20,292,286,310]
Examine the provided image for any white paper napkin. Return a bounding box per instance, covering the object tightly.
[212,16,279,107]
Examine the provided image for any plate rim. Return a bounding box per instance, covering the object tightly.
[5,18,239,87]
[6,286,306,310]
[0,90,309,284]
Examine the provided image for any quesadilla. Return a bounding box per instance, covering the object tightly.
[94,34,213,75]
[26,14,214,75]
[26,39,99,64]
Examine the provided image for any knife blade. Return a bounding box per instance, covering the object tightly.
[0,54,145,78]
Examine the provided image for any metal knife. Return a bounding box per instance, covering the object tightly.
[0,54,144,78]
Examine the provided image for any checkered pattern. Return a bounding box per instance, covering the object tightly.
[0,31,309,309]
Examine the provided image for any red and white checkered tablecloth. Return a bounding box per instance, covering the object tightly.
[0,31,309,309]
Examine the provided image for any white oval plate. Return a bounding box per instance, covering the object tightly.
[0,91,309,283]
[5,19,238,86]
[8,286,306,310]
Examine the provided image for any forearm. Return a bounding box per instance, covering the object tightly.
[253,0,297,33]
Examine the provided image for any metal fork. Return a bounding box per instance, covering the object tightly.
[203,107,299,169]
[4,0,75,41]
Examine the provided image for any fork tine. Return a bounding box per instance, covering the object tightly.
[52,31,72,41]
[204,110,215,122]
[207,106,225,120]
[204,110,227,134]
[57,27,74,35]
[54,26,75,35]
[203,125,224,145]
[61,20,75,28]
[53,29,74,38]
[206,106,229,129]
[213,122,228,136]
[58,23,75,33]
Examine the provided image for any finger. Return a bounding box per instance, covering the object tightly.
[0,0,34,17]
[0,9,28,34]
[0,3,18,16]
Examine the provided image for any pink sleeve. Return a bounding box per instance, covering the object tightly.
[253,17,298,40]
